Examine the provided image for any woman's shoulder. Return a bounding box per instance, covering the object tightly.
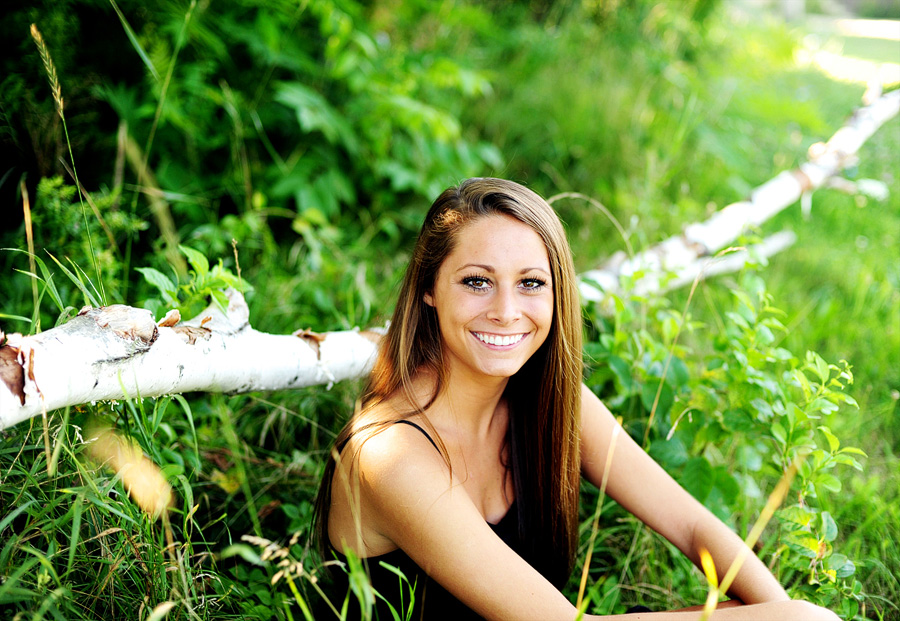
[344,403,445,479]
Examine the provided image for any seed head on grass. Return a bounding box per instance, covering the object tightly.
[29,24,64,120]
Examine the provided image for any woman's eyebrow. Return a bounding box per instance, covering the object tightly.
[455,263,495,273]
[454,263,550,276]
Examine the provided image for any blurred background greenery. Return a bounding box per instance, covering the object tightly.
[0,0,897,619]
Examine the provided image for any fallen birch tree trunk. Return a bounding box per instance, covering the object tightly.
[579,88,900,301]
[0,290,382,429]
[1,90,897,430]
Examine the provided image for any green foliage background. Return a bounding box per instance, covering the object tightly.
[0,0,897,619]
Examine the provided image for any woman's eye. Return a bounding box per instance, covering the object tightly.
[520,278,546,290]
[462,277,490,290]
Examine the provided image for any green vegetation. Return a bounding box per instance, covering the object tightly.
[1,1,897,619]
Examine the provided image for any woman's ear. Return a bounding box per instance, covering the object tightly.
[424,291,434,307]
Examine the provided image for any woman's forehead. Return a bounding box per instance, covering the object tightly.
[441,214,550,272]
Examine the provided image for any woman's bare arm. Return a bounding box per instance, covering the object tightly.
[335,394,838,620]
[579,384,839,620]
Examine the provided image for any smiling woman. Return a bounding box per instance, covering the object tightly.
[312,178,840,620]
[423,214,554,382]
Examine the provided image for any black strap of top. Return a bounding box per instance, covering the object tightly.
[392,419,440,453]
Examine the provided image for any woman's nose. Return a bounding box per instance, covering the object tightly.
[487,287,520,324]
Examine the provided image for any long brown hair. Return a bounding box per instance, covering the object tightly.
[314,178,583,586]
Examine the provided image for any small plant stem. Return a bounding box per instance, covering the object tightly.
[29,23,107,305]
[40,401,52,476]
[285,575,310,621]
[547,192,634,259]
[232,239,243,289]
[58,157,119,253]
[576,422,621,612]
[21,181,40,333]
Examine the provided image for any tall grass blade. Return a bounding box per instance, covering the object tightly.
[66,492,85,576]
[108,0,161,81]
[45,251,102,307]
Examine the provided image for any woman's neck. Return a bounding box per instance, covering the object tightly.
[421,367,509,441]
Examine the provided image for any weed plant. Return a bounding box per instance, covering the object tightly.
[1,1,898,619]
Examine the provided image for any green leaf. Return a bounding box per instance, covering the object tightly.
[815,472,842,493]
[836,558,856,579]
[680,457,714,502]
[830,453,863,471]
[607,355,634,393]
[810,351,831,384]
[641,380,673,419]
[817,426,840,453]
[785,532,820,558]
[211,290,229,313]
[274,81,359,153]
[179,245,210,278]
[837,446,868,457]
[666,357,690,389]
[649,435,688,468]
[136,267,178,303]
[771,421,787,447]
[819,511,838,542]
[778,505,814,527]
[750,398,774,422]
[808,397,838,415]
[724,408,755,433]
[219,544,264,566]
[825,553,847,571]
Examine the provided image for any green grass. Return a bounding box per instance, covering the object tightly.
[1,3,899,620]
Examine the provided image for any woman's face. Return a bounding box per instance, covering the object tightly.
[424,214,554,383]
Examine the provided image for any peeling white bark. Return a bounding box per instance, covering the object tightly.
[0,289,381,430]
[579,89,900,302]
[1,92,897,429]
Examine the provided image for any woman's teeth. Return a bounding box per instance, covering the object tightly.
[474,332,525,346]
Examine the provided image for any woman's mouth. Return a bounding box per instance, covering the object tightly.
[472,332,526,347]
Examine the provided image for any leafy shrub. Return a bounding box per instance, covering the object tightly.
[581,269,867,614]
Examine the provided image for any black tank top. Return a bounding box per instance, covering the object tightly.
[324,420,519,620]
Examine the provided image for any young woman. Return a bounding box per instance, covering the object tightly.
[314,178,838,620]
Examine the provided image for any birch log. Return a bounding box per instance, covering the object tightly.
[0,289,381,429]
[1,92,898,430]
[580,89,900,301]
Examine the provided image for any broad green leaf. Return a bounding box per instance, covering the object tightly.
[815,472,842,493]
[836,559,856,579]
[778,505,814,527]
[136,267,178,302]
[771,421,787,447]
[820,511,838,542]
[680,457,714,502]
[817,426,840,453]
[837,446,868,457]
[607,355,634,393]
[179,245,210,278]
